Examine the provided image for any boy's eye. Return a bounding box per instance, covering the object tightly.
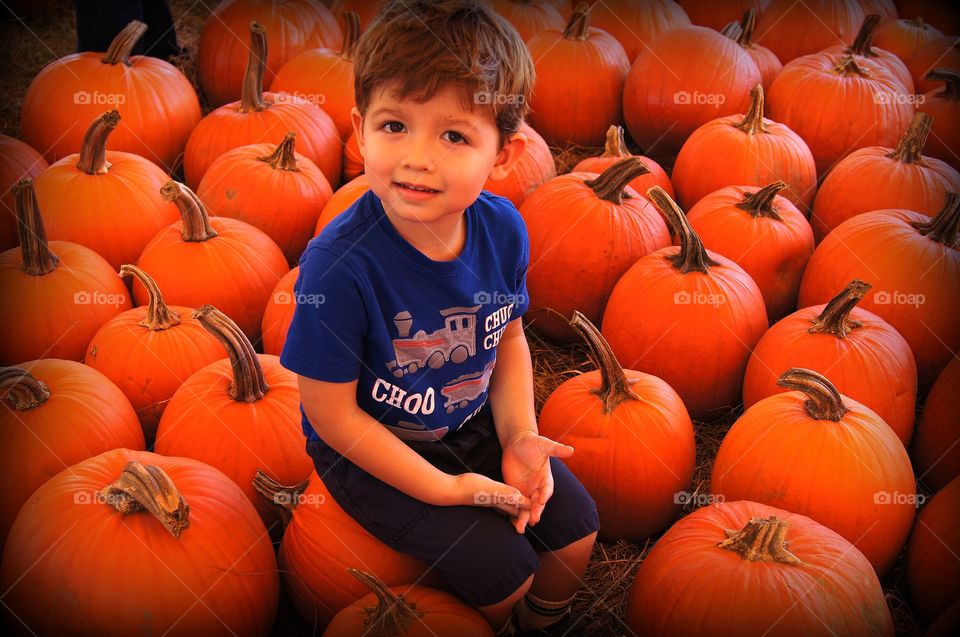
[381,121,405,133]
[443,131,468,144]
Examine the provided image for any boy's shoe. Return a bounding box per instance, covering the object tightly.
[515,610,588,637]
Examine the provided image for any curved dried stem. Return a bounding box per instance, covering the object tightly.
[101,20,148,65]
[583,157,650,204]
[193,305,269,402]
[119,264,181,330]
[647,186,719,274]
[776,368,849,422]
[569,311,640,414]
[718,515,803,565]
[0,366,51,410]
[12,178,58,276]
[76,110,120,174]
[808,280,870,339]
[99,461,190,538]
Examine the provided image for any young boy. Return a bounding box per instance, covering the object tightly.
[280,2,599,635]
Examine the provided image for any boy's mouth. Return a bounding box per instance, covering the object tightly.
[395,181,440,194]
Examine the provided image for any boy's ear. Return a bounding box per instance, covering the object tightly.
[350,107,365,156]
[488,132,528,182]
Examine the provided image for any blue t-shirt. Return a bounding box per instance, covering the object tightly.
[280,190,530,443]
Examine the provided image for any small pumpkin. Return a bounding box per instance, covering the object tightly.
[711,368,916,576]
[261,267,300,356]
[919,69,960,171]
[906,475,960,623]
[911,356,960,491]
[754,0,865,64]
[0,135,47,252]
[572,125,673,199]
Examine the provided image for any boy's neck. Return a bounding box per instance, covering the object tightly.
[383,207,468,262]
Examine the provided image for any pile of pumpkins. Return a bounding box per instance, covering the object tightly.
[1,0,958,635]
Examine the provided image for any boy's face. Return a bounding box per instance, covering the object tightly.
[352,84,526,231]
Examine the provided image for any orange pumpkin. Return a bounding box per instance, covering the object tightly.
[821,13,914,92]
[154,305,312,527]
[810,113,960,242]
[722,8,782,92]
[33,110,180,271]
[185,22,342,190]
[685,182,814,320]
[323,569,493,637]
[754,0,865,64]
[573,125,673,198]
[342,129,365,183]
[491,0,565,42]
[586,0,691,62]
[134,181,289,347]
[261,267,300,356]
[85,265,224,446]
[198,0,342,107]
[538,313,695,540]
[0,361,143,547]
[526,3,630,147]
[711,368,916,575]
[623,26,760,165]
[907,36,960,94]
[626,501,894,637]
[672,85,817,214]
[677,0,764,31]
[197,132,333,266]
[906,475,960,622]
[483,122,556,208]
[270,12,360,140]
[521,159,671,342]
[798,195,960,393]
[744,280,917,446]
[314,174,370,236]
[0,179,131,365]
[0,452,279,636]
[0,136,47,252]
[911,356,960,491]
[20,20,200,172]
[919,69,960,171]
[873,17,944,66]
[255,471,441,627]
[601,188,768,421]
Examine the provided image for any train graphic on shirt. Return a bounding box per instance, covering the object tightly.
[441,360,496,413]
[385,305,481,377]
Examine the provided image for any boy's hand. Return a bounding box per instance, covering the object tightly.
[454,472,532,518]
[501,432,574,533]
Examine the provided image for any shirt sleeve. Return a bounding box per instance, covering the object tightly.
[513,212,530,318]
[279,246,368,382]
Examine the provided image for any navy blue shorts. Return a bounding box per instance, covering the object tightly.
[305,408,599,607]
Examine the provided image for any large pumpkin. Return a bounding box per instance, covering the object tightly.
[810,112,960,243]
[586,0,691,62]
[0,451,279,636]
[198,0,342,107]
[33,110,180,271]
[711,368,916,576]
[134,181,289,347]
[85,265,224,447]
[911,356,960,491]
[185,22,342,189]
[872,17,944,69]
[754,0,865,64]
[573,125,674,198]
[906,475,960,623]
[743,279,917,446]
[521,158,671,342]
[197,132,333,266]
[20,20,201,172]
[798,195,960,393]
[919,69,960,171]
[672,85,817,214]
[537,312,695,540]
[526,3,630,147]
[601,188,768,421]
[0,362,143,548]
[0,135,47,252]
[0,179,131,365]
[685,182,814,321]
[482,122,556,208]
[625,501,894,637]
[623,26,761,165]
[261,266,300,356]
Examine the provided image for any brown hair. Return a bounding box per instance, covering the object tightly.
[353,0,534,139]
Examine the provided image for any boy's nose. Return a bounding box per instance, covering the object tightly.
[402,136,436,171]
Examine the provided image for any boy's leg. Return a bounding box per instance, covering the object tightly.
[475,572,533,636]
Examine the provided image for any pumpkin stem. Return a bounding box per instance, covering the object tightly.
[160,180,218,242]
[926,68,960,99]
[833,54,870,77]
[75,110,120,174]
[776,368,849,422]
[734,181,787,220]
[912,192,960,247]
[720,20,742,41]
[735,84,767,135]
[717,515,803,565]
[99,461,190,538]
[119,264,181,330]
[0,366,51,410]
[848,14,882,57]
[887,112,933,164]
[253,469,309,529]
[193,305,269,402]
[600,125,630,158]
[563,2,591,40]
[583,157,650,205]
[240,21,269,113]
[258,131,300,172]
[341,11,361,60]
[737,7,757,46]
[346,567,424,636]
[12,178,58,277]
[101,20,148,65]
[808,279,870,339]
[647,186,719,274]
[569,311,640,414]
